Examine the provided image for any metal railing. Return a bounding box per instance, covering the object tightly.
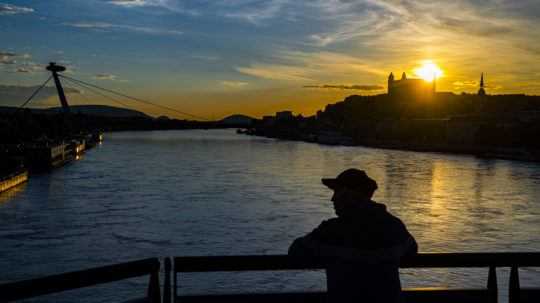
[168,253,540,303]
[0,258,161,303]
[1,253,539,303]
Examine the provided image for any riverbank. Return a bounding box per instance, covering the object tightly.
[243,127,540,162]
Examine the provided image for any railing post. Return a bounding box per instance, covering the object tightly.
[164,258,171,303]
[148,261,161,303]
[173,258,177,302]
[509,266,520,303]
[487,266,498,303]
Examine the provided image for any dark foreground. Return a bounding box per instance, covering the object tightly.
[1,253,539,303]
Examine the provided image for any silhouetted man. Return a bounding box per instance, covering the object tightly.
[288,168,417,303]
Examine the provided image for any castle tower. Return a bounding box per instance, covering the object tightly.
[478,73,486,96]
[388,72,394,95]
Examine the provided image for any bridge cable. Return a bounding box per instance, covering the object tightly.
[59,75,210,121]
[16,75,53,111]
[63,77,162,117]
[61,77,134,109]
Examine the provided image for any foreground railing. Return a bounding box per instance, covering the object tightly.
[168,253,540,303]
[1,253,539,303]
[0,258,160,303]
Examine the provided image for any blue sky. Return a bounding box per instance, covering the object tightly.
[1,0,540,118]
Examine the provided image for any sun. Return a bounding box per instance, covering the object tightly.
[414,60,443,82]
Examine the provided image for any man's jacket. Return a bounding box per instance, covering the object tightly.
[289,201,417,303]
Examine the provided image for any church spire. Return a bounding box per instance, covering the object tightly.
[478,73,486,96]
[480,73,484,88]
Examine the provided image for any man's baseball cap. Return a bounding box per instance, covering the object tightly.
[322,168,378,192]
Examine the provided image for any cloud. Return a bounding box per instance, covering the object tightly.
[236,50,387,83]
[303,0,536,53]
[0,51,17,64]
[307,2,401,47]
[236,64,313,82]
[221,0,288,25]
[453,80,478,88]
[304,84,384,91]
[0,85,80,107]
[221,81,248,88]
[191,54,220,61]
[0,51,32,66]
[452,80,501,90]
[0,52,45,77]
[0,3,34,15]
[11,61,43,74]
[104,0,290,23]
[64,22,183,36]
[104,0,199,15]
[0,51,16,56]
[107,0,148,7]
[93,73,118,81]
[16,65,42,74]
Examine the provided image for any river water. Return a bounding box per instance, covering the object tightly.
[1,129,540,302]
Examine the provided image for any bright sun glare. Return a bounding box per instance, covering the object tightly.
[414,61,443,82]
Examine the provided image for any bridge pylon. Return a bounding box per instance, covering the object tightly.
[46,62,70,113]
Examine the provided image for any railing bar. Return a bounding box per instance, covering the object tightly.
[0,258,160,302]
[173,253,540,273]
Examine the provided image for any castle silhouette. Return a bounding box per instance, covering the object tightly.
[388,72,486,97]
[387,72,435,97]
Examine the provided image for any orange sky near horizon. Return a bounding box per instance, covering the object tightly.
[2,1,540,119]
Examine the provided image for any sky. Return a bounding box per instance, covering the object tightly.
[1,0,540,119]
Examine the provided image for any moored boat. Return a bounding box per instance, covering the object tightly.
[0,167,28,193]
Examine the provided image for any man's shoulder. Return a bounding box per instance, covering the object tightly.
[370,202,406,225]
[316,217,341,230]
[310,217,344,239]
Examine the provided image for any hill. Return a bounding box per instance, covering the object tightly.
[219,114,256,127]
[0,105,151,118]
[50,105,152,118]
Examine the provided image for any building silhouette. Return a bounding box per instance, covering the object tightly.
[388,72,435,98]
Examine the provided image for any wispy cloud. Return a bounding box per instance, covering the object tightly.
[221,0,288,25]
[236,64,313,82]
[93,73,118,81]
[107,0,148,7]
[236,50,387,83]
[0,51,17,65]
[297,0,529,53]
[0,2,34,15]
[64,22,183,36]
[105,0,289,24]
[452,80,478,88]
[191,54,220,61]
[0,51,31,65]
[15,62,44,74]
[221,81,248,88]
[104,0,199,15]
[304,84,384,91]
